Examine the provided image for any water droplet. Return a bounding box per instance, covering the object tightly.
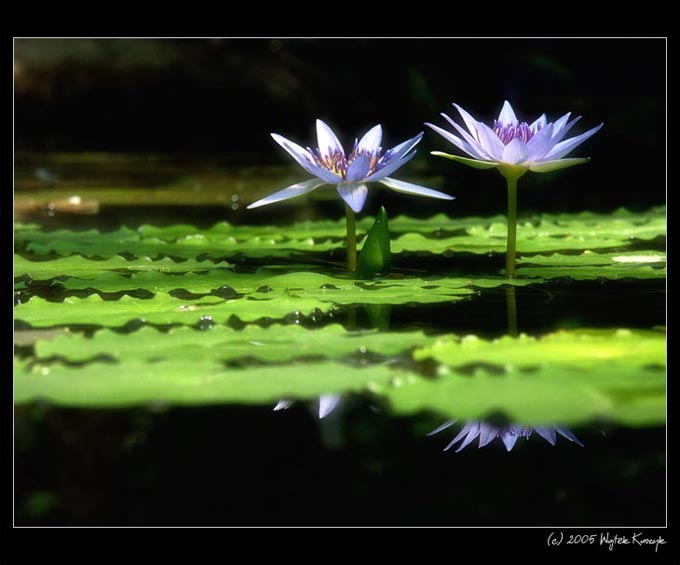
[211,285,237,299]
[320,284,338,290]
[42,202,56,217]
[257,285,273,293]
[197,315,214,331]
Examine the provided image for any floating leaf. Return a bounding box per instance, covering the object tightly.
[13,358,396,408]
[413,328,665,370]
[386,363,665,427]
[34,324,438,364]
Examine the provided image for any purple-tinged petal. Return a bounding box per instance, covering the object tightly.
[274,399,294,411]
[556,427,584,447]
[387,132,423,160]
[271,133,342,183]
[501,138,529,164]
[271,133,318,173]
[530,113,547,132]
[544,123,603,160]
[440,113,490,159]
[431,151,499,169]
[425,123,483,159]
[551,114,581,143]
[478,423,499,447]
[475,122,505,160]
[455,423,482,452]
[364,150,416,182]
[525,123,555,161]
[427,420,456,437]
[318,394,341,419]
[533,427,557,446]
[529,158,590,173]
[501,432,519,451]
[247,178,325,209]
[379,177,454,200]
[497,100,518,125]
[357,124,382,154]
[443,422,477,452]
[346,154,370,182]
[316,119,345,157]
[337,182,368,213]
[452,102,482,137]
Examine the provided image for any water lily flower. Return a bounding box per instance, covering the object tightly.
[248,120,454,272]
[427,101,602,278]
[428,420,584,452]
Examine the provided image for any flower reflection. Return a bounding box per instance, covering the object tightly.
[428,420,584,452]
[274,394,342,419]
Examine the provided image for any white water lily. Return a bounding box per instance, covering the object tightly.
[426,100,603,174]
[427,101,602,279]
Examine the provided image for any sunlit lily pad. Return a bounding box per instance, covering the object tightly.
[33,324,438,363]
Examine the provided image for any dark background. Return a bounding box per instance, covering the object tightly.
[14,37,666,215]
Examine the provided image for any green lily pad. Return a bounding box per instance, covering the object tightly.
[13,358,397,408]
[33,324,438,364]
[413,328,665,370]
[386,363,665,427]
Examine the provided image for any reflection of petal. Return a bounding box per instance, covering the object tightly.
[273,399,294,411]
[556,427,585,447]
[432,421,584,452]
[427,420,456,436]
[318,394,342,419]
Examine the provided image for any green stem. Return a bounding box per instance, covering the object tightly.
[505,285,518,337]
[505,175,519,279]
[344,203,357,273]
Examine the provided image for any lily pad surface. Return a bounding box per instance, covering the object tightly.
[13,206,666,428]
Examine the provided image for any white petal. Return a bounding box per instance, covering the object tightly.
[318,394,341,419]
[443,422,476,452]
[530,113,547,132]
[364,150,416,182]
[356,124,382,153]
[247,178,325,209]
[440,113,490,159]
[337,182,368,213]
[501,138,529,164]
[525,123,554,161]
[544,123,603,160]
[551,113,581,143]
[316,119,344,156]
[380,177,454,200]
[346,154,370,182]
[425,122,484,159]
[497,100,518,125]
[475,122,505,160]
[386,132,422,160]
[452,103,482,137]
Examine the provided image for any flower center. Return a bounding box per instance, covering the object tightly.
[310,143,388,180]
[493,121,539,145]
